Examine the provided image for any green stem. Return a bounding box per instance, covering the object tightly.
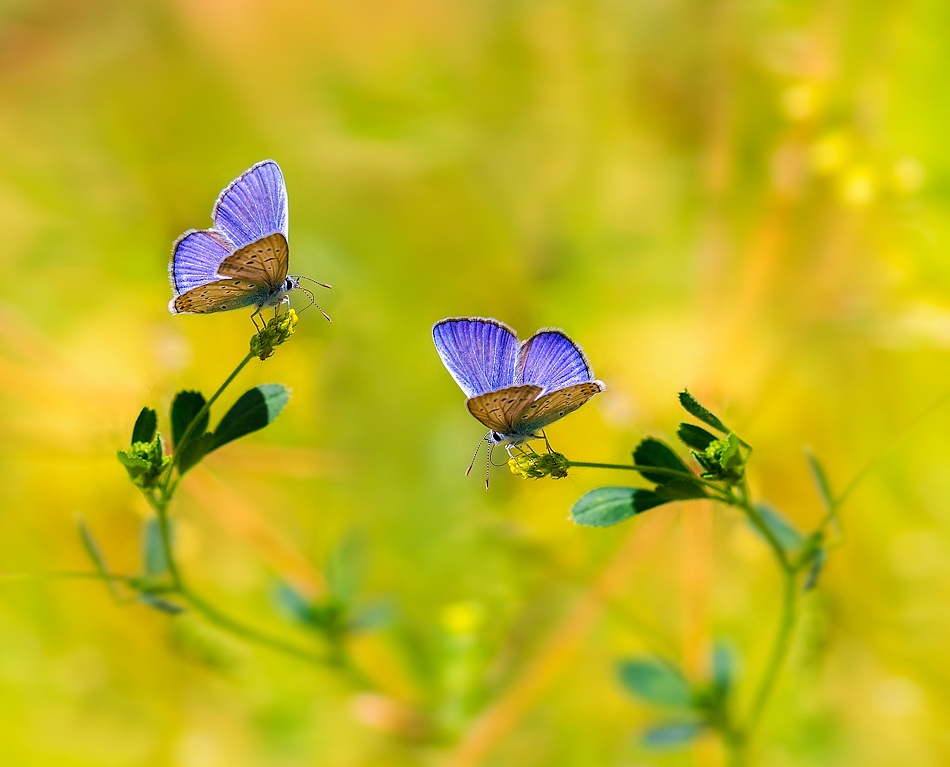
[744,569,796,734]
[160,350,256,496]
[724,481,799,763]
[178,585,328,665]
[565,460,732,500]
[732,484,792,573]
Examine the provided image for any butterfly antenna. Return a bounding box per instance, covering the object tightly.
[293,283,332,323]
[299,274,332,290]
[484,441,493,491]
[466,434,488,478]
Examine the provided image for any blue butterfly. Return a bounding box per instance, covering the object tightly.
[168,160,329,329]
[433,317,605,486]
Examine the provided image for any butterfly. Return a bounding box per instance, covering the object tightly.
[168,159,330,330]
[432,317,605,487]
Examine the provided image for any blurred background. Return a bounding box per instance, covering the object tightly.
[1,0,948,764]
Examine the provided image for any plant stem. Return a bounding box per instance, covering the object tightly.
[725,481,799,763]
[566,460,732,499]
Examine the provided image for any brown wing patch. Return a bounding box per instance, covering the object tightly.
[217,232,289,290]
[515,381,605,430]
[171,279,263,314]
[466,385,543,433]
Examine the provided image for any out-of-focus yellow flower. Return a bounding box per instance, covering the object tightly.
[440,601,484,635]
[508,450,569,480]
[891,157,926,195]
[781,82,819,122]
[838,165,876,207]
[809,130,852,174]
[250,309,298,360]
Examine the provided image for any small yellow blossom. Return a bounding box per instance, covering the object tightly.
[250,309,298,360]
[508,450,569,480]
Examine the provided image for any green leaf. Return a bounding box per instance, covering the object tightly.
[678,390,728,433]
[327,533,366,602]
[641,721,705,748]
[117,449,150,478]
[212,384,290,450]
[131,407,157,444]
[142,518,171,580]
[571,487,637,527]
[617,657,694,708]
[752,504,804,554]
[677,423,717,452]
[171,390,208,449]
[632,489,672,513]
[711,643,734,698]
[139,593,185,615]
[633,438,692,485]
[349,601,396,632]
[76,516,121,601]
[654,479,707,502]
[176,432,216,475]
[274,582,316,624]
[803,545,826,591]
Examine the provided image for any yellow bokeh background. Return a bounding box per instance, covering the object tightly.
[2,1,949,765]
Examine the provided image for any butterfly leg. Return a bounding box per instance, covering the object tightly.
[250,307,265,335]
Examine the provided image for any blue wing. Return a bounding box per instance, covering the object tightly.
[212,160,288,250]
[168,229,232,293]
[433,317,519,399]
[517,330,596,393]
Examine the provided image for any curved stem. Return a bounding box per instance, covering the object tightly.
[743,569,797,735]
[160,350,256,495]
[178,585,328,665]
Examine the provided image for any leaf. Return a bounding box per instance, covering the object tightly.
[805,447,841,534]
[171,390,208,449]
[571,487,637,527]
[654,479,707,502]
[803,545,826,591]
[131,407,157,444]
[349,600,396,632]
[632,489,671,514]
[752,504,804,554]
[176,432,215,475]
[212,384,290,450]
[327,533,366,602]
[139,593,185,615]
[76,515,121,601]
[116,449,150,479]
[677,423,717,452]
[711,642,734,698]
[641,721,705,748]
[678,390,728,433]
[633,438,692,485]
[617,657,694,708]
[142,518,171,580]
[274,582,316,625]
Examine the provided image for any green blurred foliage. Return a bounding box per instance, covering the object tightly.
[1,0,950,764]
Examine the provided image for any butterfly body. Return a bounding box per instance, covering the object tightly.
[433,317,605,484]
[168,161,329,326]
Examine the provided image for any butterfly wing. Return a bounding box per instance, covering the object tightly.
[514,381,605,432]
[169,278,267,314]
[433,317,520,398]
[466,385,544,434]
[212,160,288,250]
[216,232,289,292]
[169,229,233,294]
[517,329,597,393]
